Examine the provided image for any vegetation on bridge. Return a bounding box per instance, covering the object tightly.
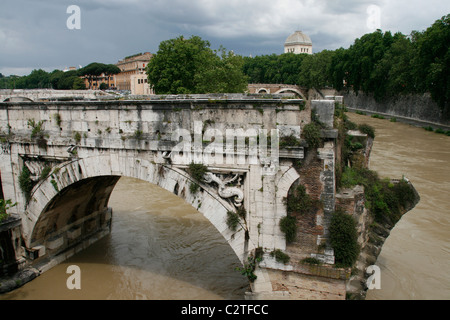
[331,104,418,268]
[0,199,17,223]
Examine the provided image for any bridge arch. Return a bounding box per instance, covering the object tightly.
[274,88,307,100]
[23,155,250,264]
[256,88,269,94]
[3,96,34,102]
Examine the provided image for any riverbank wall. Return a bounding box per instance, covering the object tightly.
[341,91,450,130]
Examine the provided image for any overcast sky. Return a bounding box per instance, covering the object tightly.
[1,0,449,76]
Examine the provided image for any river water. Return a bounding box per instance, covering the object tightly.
[1,177,248,300]
[347,113,450,300]
[2,112,449,300]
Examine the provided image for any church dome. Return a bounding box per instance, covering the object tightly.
[285,31,312,46]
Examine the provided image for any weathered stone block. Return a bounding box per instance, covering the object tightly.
[311,100,335,128]
[46,236,64,250]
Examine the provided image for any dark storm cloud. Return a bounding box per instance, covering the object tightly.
[1,0,449,76]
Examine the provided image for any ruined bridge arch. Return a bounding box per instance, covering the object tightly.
[274,88,307,100]
[24,155,251,264]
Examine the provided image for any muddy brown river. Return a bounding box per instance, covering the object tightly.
[1,112,449,300]
[1,177,248,300]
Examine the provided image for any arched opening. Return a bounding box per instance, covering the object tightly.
[257,88,268,94]
[22,155,251,298]
[30,175,120,245]
[22,176,248,299]
[275,88,306,100]
[3,97,34,102]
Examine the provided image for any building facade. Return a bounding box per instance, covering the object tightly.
[115,52,153,94]
[130,74,152,95]
[82,73,116,90]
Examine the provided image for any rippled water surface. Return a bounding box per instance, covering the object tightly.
[2,177,248,300]
[348,113,450,300]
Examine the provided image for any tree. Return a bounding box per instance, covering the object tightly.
[372,33,415,98]
[412,14,450,111]
[243,53,305,84]
[15,69,51,89]
[195,46,248,93]
[77,63,120,89]
[146,36,213,94]
[146,35,248,94]
[298,50,335,89]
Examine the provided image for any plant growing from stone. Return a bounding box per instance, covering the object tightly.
[27,119,45,139]
[0,199,17,222]
[19,166,35,202]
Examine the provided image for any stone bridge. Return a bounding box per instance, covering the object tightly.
[247,84,338,102]
[0,94,354,299]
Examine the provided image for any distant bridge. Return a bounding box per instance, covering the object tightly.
[247,84,337,101]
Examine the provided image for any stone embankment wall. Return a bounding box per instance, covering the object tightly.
[342,91,450,129]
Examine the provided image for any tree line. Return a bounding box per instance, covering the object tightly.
[146,14,448,113]
[243,14,449,113]
[0,63,120,90]
[2,14,447,113]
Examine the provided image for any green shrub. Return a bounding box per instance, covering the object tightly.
[50,179,59,192]
[283,184,312,215]
[40,166,52,180]
[279,215,297,243]
[0,199,17,222]
[339,167,416,224]
[393,180,416,205]
[345,120,358,130]
[301,257,322,265]
[279,134,302,148]
[19,166,35,201]
[227,211,240,231]
[134,129,144,140]
[270,249,290,264]
[73,131,82,143]
[302,122,321,149]
[235,255,261,282]
[329,210,360,268]
[188,162,208,182]
[189,182,200,194]
[27,119,44,139]
[357,123,375,139]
